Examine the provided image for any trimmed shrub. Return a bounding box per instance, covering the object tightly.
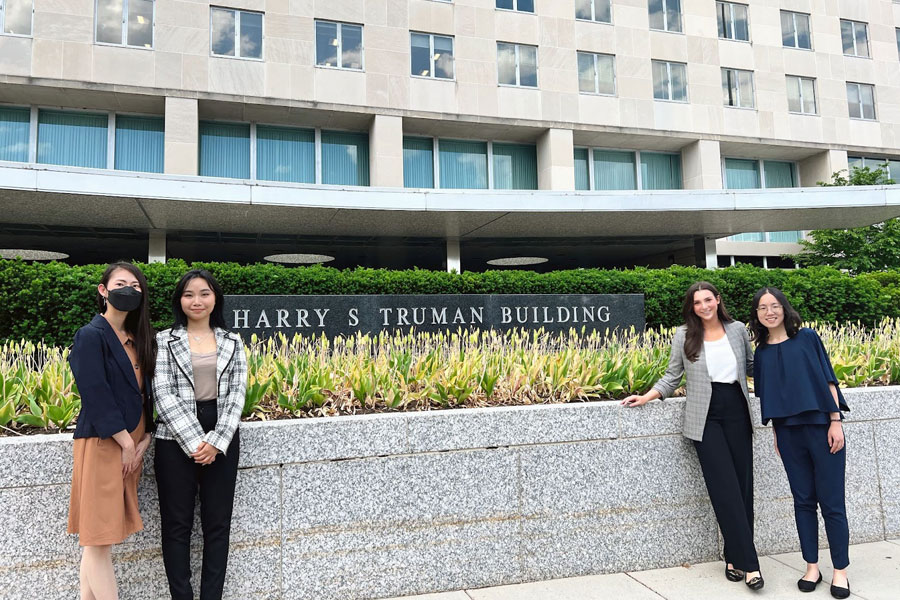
[1,259,897,346]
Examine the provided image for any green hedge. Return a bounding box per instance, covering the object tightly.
[1,259,897,346]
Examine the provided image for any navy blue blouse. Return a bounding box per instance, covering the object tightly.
[753,327,850,426]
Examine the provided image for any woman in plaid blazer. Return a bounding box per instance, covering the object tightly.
[622,281,763,591]
[152,269,247,600]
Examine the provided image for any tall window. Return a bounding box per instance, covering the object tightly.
[574,148,681,191]
[316,21,363,70]
[411,32,454,79]
[497,43,538,87]
[403,137,434,188]
[649,0,681,33]
[722,68,754,108]
[210,7,263,59]
[492,143,537,189]
[96,0,154,48]
[847,83,876,120]
[781,11,811,49]
[1,0,32,36]
[37,110,108,169]
[0,105,29,162]
[717,2,748,41]
[575,0,611,23]
[652,60,687,102]
[404,138,538,190]
[786,76,816,115]
[840,19,869,58]
[577,52,615,95]
[200,121,370,186]
[896,28,900,59]
[114,115,164,173]
[496,0,534,13]
[725,159,798,242]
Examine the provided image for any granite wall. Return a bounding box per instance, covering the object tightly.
[1,387,898,600]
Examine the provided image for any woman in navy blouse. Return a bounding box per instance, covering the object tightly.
[750,287,851,599]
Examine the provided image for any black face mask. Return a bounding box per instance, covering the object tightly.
[107,286,143,312]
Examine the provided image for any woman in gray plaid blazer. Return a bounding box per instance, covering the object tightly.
[152,269,247,600]
[623,281,763,591]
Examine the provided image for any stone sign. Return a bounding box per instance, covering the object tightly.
[225,294,644,339]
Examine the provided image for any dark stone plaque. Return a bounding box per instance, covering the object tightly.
[224,294,644,339]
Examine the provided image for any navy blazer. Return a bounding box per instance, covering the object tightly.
[69,314,153,439]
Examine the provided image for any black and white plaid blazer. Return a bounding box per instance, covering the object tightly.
[152,326,247,456]
[651,320,754,442]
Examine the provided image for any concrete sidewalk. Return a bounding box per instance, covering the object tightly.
[380,540,900,600]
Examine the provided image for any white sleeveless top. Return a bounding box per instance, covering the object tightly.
[703,335,738,383]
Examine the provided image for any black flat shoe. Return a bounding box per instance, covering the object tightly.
[725,564,742,582]
[745,574,764,591]
[798,572,822,592]
[830,579,850,599]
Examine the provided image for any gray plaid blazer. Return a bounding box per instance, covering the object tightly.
[152,327,247,456]
[651,320,754,442]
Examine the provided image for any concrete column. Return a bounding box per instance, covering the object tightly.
[164,97,199,176]
[694,236,718,270]
[148,230,166,264]
[799,149,849,187]
[446,237,461,273]
[682,140,722,190]
[369,114,404,187]
[537,128,575,190]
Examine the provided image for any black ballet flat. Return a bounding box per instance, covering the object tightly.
[725,564,742,582]
[830,579,850,599]
[798,572,822,592]
[745,573,764,591]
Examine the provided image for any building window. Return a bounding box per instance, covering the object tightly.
[649,0,681,33]
[847,82,876,120]
[716,2,748,41]
[896,28,900,59]
[652,60,687,102]
[404,138,537,190]
[492,143,537,189]
[321,131,369,186]
[786,76,817,115]
[574,148,590,190]
[781,11,811,49]
[96,0,154,48]
[200,121,369,186]
[411,32,454,79]
[848,156,900,181]
[37,110,108,169]
[575,148,681,191]
[0,105,29,162]
[575,0,611,23]
[496,0,534,13]
[210,7,263,59]
[724,158,760,189]
[840,19,869,58]
[1,0,32,36]
[114,115,164,173]
[403,137,434,188]
[497,42,538,87]
[256,125,315,184]
[199,121,251,179]
[725,159,798,242]
[577,52,615,95]
[722,68,754,109]
[316,20,363,70]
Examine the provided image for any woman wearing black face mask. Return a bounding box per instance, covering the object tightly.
[67,261,155,599]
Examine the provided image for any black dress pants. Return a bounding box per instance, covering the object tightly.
[155,401,240,600]
[692,382,760,572]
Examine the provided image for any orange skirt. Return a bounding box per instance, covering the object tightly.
[68,414,145,546]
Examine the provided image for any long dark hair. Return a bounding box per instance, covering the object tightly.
[171,269,228,330]
[682,281,733,362]
[97,261,156,378]
[749,286,802,347]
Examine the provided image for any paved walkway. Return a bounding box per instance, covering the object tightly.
[380,540,900,600]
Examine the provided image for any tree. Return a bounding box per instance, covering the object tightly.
[789,163,900,274]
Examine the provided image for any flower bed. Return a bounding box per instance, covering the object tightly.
[3,320,899,434]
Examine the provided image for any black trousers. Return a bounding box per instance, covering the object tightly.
[776,424,850,569]
[155,401,240,600]
[692,382,760,572]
